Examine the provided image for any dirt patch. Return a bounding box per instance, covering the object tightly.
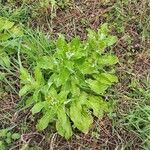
[30,0,114,40]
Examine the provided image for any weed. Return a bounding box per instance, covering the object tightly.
[19,23,118,139]
[114,78,150,149]
[0,128,20,150]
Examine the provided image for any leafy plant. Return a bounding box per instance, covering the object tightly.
[0,128,20,149]
[19,23,118,139]
[0,17,23,68]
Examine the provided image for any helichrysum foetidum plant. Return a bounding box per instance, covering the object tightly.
[19,23,118,139]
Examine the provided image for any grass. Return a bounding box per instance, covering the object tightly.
[0,0,150,149]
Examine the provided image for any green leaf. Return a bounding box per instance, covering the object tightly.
[98,55,118,66]
[19,85,32,96]
[37,56,53,69]
[20,67,33,84]
[31,102,45,115]
[10,25,23,37]
[86,96,109,118]
[70,101,93,133]
[0,52,10,68]
[36,110,55,130]
[0,72,5,80]
[0,141,5,150]
[106,35,118,46]
[59,67,70,83]
[71,80,80,96]
[56,107,73,139]
[0,18,14,30]
[25,96,33,105]
[11,133,20,140]
[94,73,118,85]
[34,67,44,84]
[99,23,109,35]
[79,61,96,75]
[56,34,67,51]
[0,129,8,137]
[86,79,109,94]
[5,138,12,144]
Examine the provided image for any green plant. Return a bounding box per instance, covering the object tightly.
[115,79,150,149]
[0,17,23,68]
[0,128,20,149]
[19,23,118,139]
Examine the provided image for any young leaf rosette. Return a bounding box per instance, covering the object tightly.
[19,23,118,139]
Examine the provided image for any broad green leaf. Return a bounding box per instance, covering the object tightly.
[86,79,109,94]
[25,96,34,107]
[98,55,118,66]
[37,56,53,69]
[33,90,41,102]
[70,101,93,133]
[37,110,55,130]
[59,67,70,83]
[10,25,23,37]
[99,23,109,35]
[0,52,10,68]
[86,96,108,118]
[20,67,33,84]
[52,73,62,87]
[19,84,32,96]
[71,80,80,96]
[56,107,73,139]
[94,73,118,85]
[106,35,118,46]
[31,101,45,115]
[0,18,14,30]
[56,34,67,52]
[79,61,95,75]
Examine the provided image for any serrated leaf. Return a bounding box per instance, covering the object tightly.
[37,56,53,69]
[98,55,118,66]
[86,96,108,118]
[20,67,33,84]
[0,32,11,41]
[70,101,93,133]
[11,133,20,140]
[10,25,23,37]
[0,141,5,150]
[56,34,67,52]
[0,18,14,30]
[34,67,44,85]
[36,110,55,130]
[56,107,73,139]
[86,79,109,94]
[99,23,109,35]
[0,52,10,68]
[25,96,34,107]
[106,35,118,46]
[71,80,80,96]
[31,101,45,115]
[19,85,32,96]
[59,67,70,83]
[79,61,95,75]
[94,73,118,85]
[0,129,8,137]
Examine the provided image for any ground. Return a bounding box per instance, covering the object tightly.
[0,0,150,150]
